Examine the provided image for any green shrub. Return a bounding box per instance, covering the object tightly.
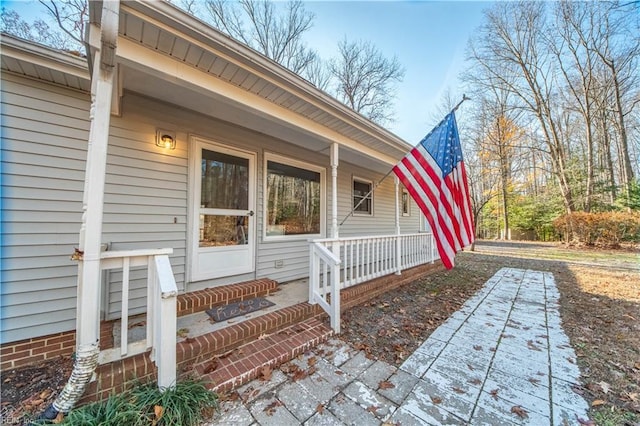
[60,379,218,426]
[553,211,640,247]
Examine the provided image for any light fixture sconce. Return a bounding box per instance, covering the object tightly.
[156,130,176,150]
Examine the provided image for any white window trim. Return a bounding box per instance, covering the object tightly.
[402,188,411,217]
[352,176,374,216]
[263,152,326,242]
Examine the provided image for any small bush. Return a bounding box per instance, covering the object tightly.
[60,379,218,426]
[553,211,640,247]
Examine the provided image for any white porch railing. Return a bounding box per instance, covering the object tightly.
[98,248,178,389]
[309,233,437,333]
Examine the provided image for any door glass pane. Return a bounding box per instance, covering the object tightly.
[201,149,249,209]
[199,215,249,247]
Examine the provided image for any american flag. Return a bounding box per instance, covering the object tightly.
[393,112,474,269]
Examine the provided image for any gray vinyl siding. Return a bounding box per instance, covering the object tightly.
[337,164,422,238]
[1,73,90,343]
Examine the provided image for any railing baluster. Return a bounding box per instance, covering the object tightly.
[120,257,130,357]
[146,257,155,351]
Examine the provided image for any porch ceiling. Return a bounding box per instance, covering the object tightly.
[89,0,412,174]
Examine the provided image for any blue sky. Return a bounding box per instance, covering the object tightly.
[4,0,490,143]
[304,1,489,143]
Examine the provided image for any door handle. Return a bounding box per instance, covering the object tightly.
[247,211,254,216]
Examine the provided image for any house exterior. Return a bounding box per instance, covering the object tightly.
[0,0,437,376]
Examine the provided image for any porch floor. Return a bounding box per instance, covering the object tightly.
[115,279,310,345]
[176,279,309,342]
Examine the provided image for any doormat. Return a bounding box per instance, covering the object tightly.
[206,298,275,322]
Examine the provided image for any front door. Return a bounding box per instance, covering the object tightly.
[190,138,256,281]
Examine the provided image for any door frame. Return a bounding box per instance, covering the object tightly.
[187,135,257,283]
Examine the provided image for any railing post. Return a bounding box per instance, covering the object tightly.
[330,260,340,333]
[154,255,177,390]
[309,244,317,304]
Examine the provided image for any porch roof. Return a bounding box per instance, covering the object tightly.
[88,0,412,173]
[0,33,90,92]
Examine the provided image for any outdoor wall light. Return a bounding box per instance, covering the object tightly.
[156,130,176,150]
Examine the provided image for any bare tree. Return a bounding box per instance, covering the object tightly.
[549,1,600,211]
[329,38,405,125]
[302,58,332,92]
[590,1,640,205]
[1,6,83,52]
[204,0,317,75]
[38,0,87,53]
[468,1,577,215]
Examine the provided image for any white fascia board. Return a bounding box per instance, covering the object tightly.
[116,37,400,166]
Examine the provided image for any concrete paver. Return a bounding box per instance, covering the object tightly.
[206,267,591,425]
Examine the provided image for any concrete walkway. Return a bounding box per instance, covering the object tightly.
[205,268,591,425]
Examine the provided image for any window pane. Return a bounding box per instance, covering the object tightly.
[201,149,248,210]
[200,214,249,247]
[266,161,321,236]
[402,191,410,215]
[353,180,372,214]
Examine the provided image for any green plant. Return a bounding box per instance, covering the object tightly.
[60,379,218,426]
[591,406,639,426]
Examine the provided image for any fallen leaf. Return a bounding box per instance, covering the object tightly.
[591,399,606,407]
[528,377,541,386]
[490,389,499,400]
[292,368,308,381]
[316,404,325,414]
[176,328,189,338]
[307,357,317,367]
[527,340,542,351]
[469,378,482,386]
[379,381,395,390]
[263,400,283,416]
[575,415,596,425]
[467,363,475,371]
[597,381,610,394]
[203,360,218,374]
[259,366,273,381]
[430,396,442,404]
[152,405,164,425]
[307,366,317,376]
[473,345,483,351]
[367,405,380,414]
[452,387,466,394]
[511,405,528,419]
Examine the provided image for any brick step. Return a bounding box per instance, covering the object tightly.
[176,278,279,317]
[193,317,333,392]
[177,302,322,374]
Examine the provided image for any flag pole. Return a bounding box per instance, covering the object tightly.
[338,94,470,227]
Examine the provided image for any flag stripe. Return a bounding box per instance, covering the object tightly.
[392,112,474,270]
[412,145,463,250]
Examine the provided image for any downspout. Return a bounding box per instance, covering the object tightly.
[38,1,120,421]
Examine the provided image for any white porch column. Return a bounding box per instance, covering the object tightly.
[395,176,402,275]
[330,143,339,240]
[76,1,119,347]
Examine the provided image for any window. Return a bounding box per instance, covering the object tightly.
[402,189,410,216]
[353,178,373,215]
[265,154,324,239]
